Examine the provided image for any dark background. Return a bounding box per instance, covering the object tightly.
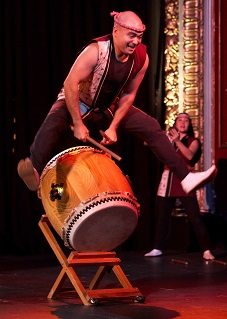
[0,0,166,255]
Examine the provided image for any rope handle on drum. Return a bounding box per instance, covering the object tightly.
[70,126,122,161]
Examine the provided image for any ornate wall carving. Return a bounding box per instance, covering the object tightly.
[164,0,207,210]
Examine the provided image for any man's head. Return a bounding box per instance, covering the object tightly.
[111,11,146,56]
[111,11,146,32]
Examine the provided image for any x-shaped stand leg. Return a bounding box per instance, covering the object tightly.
[38,215,145,305]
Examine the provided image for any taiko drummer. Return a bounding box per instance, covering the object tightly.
[18,11,216,193]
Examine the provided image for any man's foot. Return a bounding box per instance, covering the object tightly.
[203,250,215,260]
[144,249,163,257]
[17,158,40,191]
[181,165,217,194]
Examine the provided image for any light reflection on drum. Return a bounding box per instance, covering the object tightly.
[38,147,140,252]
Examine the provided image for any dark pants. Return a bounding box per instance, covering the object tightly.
[153,196,212,251]
[30,100,113,174]
[30,99,190,179]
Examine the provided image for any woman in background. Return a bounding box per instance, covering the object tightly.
[145,113,214,260]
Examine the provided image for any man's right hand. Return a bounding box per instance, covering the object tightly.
[70,122,89,142]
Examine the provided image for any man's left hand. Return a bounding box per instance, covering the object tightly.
[100,129,117,145]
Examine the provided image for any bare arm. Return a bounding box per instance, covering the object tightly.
[101,54,149,144]
[170,128,199,160]
[64,43,98,141]
[175,139,199,160]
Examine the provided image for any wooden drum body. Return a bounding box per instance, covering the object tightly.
[38,146,140,252]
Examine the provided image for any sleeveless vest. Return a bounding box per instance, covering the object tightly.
[58,34,147,109]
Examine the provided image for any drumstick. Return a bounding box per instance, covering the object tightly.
[87,136,122,161]
[212,259,227,266]
[99,130,121,158]
[99,130,111,140]
[171,258,188,265]
[70,125,122,161]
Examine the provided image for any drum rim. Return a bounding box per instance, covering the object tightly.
[38,146,96,197]
[38,146,118,197]
[40,146,94,179]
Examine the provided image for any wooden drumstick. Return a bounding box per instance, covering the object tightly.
[87,136,122,161]
[99,130,111,140]
[70,126,122,161]
[171,258,188,265]
[212,259,227,266]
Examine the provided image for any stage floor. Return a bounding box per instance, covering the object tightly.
[1,249,227,319]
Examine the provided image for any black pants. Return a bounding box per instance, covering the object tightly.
[30,99,190,179]
[153,196,212,251]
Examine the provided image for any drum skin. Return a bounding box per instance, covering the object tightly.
[38,147,140,251]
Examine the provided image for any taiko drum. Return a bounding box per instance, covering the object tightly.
[38,146,140,252]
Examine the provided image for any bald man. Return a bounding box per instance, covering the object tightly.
[18,11,216,192]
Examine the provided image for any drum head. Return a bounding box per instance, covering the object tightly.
[62,192,139,252]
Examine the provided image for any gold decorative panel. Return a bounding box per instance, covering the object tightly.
[164,0,207,210]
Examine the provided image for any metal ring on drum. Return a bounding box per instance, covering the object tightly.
[38,146,140,252]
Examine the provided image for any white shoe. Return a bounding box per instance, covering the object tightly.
[181,165,217,194]
[144,249,163,257]
[203,250,215,260]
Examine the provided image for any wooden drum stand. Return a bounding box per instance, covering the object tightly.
[38,215,145,306]
[38,140,145,305]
